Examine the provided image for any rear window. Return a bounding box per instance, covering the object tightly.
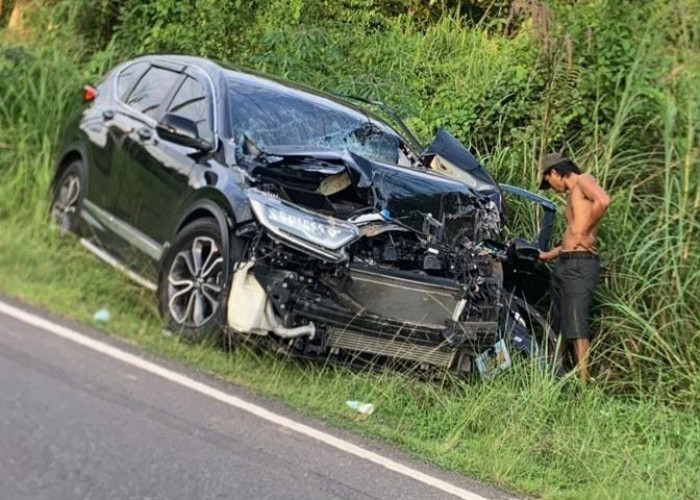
[227,78,404,165]
[116,62,149,101]
[125,66,180,118]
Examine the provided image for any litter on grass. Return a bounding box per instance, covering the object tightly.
[346,400,375,415]
[93,308,110,323]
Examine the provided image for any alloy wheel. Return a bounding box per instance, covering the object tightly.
[51,173,81,236]
[167,236,224,327]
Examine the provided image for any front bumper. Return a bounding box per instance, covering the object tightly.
[248,262,499,369]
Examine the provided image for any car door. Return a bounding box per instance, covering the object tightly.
[117,66,216,275]
[88,62,183,271]
[80,61,151,257]
[499,184,556,306]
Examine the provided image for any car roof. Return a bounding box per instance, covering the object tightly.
[124,54,400,136]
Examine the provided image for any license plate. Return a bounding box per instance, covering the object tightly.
[475,339,512,379]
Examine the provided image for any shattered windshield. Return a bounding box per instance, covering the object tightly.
[227,78,406,165]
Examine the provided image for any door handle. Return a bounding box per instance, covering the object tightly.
[137,127,153,141]
[102,109,114,121]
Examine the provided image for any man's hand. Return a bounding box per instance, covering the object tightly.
[539,246,561,262]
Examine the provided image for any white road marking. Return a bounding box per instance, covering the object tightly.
[0,300,507,500]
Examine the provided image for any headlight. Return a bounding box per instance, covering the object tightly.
[248,189,360,260]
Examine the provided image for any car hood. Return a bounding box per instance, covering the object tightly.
[243,129,502,227]
[421,128,502,207]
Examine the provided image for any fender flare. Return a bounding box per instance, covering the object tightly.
[52,144,88,189]
[171,199,235,279]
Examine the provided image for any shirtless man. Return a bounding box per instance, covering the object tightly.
[537,153,610,380]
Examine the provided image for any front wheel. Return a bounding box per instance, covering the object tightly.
[158,218,234,342]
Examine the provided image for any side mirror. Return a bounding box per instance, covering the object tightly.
[156,113,212,151]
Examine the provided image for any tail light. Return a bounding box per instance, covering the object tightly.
[83,84,98,102]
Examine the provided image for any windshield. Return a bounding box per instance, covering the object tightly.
[226,78,407,165]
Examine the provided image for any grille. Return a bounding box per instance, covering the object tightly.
[326,328,456,368]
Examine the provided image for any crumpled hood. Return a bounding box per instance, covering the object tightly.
[422,128,502,208]
[248,131,502,222]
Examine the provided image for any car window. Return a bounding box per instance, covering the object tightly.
[168,76,213,140]
[116,62,149,101]
[125,66,180,119]
[227,78,404,165]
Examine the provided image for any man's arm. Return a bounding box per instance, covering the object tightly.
[578,174,610,230]
[539,245,561,262]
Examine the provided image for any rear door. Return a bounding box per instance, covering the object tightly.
[82,61,149,228]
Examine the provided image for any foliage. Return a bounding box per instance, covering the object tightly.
[48,0,697,399]
[1,1,699,496]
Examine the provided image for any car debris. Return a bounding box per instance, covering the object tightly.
[93,308,110,323]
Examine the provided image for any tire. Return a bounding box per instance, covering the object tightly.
[158,218,236,342]
[50,160,86,237]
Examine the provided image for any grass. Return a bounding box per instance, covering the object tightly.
[2,2,700,498]
[2,220,700,500]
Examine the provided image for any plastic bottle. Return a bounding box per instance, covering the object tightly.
[346,400,375,415]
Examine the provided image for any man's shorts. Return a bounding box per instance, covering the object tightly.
[551,251,600,340]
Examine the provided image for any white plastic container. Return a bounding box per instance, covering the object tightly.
[227,261,272,335]
[346,400,375,415]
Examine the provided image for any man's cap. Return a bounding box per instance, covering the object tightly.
[539,152,568,190]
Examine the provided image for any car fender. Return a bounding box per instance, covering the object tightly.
[52,142,89,188]
[171,198,235,276]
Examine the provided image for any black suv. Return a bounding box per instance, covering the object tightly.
[51,55,556,376]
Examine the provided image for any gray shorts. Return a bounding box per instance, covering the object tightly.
[551,252,600,340]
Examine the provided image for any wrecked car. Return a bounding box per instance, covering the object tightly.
[51,55,556,377]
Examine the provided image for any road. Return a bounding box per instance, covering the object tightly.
[0,298,513,500]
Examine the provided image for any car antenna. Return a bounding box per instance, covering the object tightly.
[337,94,424,156]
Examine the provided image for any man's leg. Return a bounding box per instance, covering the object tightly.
[550,264,566,374]
[573,337,590,380]
[571,258,600,381]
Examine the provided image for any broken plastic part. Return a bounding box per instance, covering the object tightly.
[423,128,502,209]
[227,261,272,335]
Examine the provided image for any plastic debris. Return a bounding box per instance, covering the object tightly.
[346,400,375,415]
[93,308,110,323]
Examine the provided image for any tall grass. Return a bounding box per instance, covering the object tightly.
[587,10,700,403]
[1,2,700,497]
[2,0,699,403]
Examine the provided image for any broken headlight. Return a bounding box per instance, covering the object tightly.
[248,188,360,260]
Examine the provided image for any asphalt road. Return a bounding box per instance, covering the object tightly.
[0,298,514,500]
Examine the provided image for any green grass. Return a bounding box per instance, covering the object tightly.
[2,221,700,499]
[2,2,700,498]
